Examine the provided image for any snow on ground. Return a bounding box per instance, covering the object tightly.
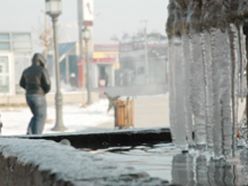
[0,99,114,136]
[0,138,166,185]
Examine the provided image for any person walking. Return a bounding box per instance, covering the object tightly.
[20,53,51,135]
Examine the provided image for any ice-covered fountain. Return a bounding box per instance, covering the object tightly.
[167,0,248,159]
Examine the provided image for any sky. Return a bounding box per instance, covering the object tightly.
[0,0,168,49]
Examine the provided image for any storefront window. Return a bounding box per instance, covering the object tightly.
[0,56,10,93]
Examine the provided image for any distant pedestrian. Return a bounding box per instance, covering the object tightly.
[19,53,51,135]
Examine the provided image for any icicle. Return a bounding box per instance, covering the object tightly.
[168,39,177,144]
[228,24,240,157]
[238,24,244,102]
[182,34,194,147]
[210,28,233,158]
[209,29,223,158]
[200,31,214,151]
[174,37,188,150]
[171,153,194,185]
[168,37,188,150]
[237,24,248,102]
[190,33,207,149]
[166,0,248,159]
[195,155,208,185]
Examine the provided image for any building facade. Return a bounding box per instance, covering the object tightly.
[0,32,32,95]
[116,33,168,87]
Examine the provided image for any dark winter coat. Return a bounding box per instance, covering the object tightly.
[19,53,51,95]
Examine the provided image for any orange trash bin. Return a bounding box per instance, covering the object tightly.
[114,98,134,129]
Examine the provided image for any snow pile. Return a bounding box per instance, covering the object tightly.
[0,138,161,185]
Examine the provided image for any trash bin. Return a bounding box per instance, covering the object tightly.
[114,98,134,129]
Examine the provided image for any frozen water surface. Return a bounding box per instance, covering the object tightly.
[88,144,248,185]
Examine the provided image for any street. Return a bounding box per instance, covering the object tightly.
[0,94,169,136]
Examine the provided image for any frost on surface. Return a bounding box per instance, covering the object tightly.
[0,138,166,185]
[166,0,248,158]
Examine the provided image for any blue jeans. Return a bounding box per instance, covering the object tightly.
[26,95,47,135]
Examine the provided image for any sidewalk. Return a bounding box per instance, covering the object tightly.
[0,94,170,136]
[0,99,114,136]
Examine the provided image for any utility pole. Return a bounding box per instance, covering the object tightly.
[78,0,94,105]
[83,27,92,105]
[77,0,85,88]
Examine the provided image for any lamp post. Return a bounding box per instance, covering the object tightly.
[45,0,66,131]
[83,27,92,105]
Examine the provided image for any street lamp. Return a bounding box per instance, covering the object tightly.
[83,27,92,105]
[45,0,66,131]
[45,0,62,18]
